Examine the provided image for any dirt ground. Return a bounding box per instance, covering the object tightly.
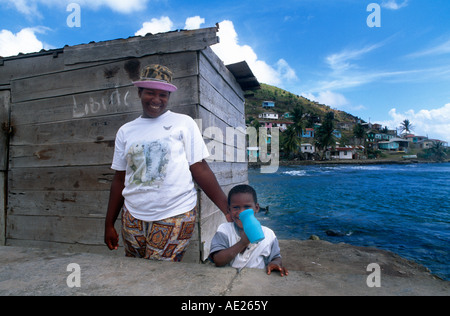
[280,239,441,279]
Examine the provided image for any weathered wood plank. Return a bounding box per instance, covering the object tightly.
[198,77,245,129]
[198,106,246,163]
[0,52,65,86]
[64,27,219,65]
[11,86,141,126]
[10,141,115,168]
[9,165,114,191]
[0,91,9,245]
[7,214,106,245]
[11,76,198,132]
[207,162,248,187]
[10,112,139,146]
[0,172,5,245]
[201,47,245,100]
[8,191,109,218]
[11,52,199,103]
[0,91,10,171]
[199,49,245,114]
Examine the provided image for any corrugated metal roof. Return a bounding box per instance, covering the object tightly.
[226,61,260,91]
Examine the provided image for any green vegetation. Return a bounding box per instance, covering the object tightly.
[244,84,449,162]
[245,83,358,124]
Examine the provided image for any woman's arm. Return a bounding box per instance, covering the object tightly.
[190,160,232,222]
[104,170,125,250]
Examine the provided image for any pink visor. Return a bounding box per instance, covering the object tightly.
[132,80,177,92]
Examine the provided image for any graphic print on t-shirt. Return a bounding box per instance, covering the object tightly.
[126,140,170,186]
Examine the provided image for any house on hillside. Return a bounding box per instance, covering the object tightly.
[378,138,410,151]
[378,140,400,151]
[333,130,342,139]
[260,120,292,131]
[405,135,428,143]
[336,121,355,131]
[301,143,315,154]
[330,147,355,160]
[419,139,449,149]
[262,101,275,108]
[259,112,278,120]
[302,128,315,138]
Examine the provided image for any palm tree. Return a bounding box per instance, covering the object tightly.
[353,123,365,146]
[428,141,447,162]
[291,106,304,133]
[281,125,301,159]
[399,119,413,135]
[315,112,336,160]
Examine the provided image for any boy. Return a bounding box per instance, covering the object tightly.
[104,64,230,261]
[209,184,288,276]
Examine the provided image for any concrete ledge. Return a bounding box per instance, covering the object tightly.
[0,241,448,296]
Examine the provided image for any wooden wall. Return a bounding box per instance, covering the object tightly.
[0,28,248,262]
[0,90,10,246]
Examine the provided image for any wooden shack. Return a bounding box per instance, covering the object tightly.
[0,26,259,262]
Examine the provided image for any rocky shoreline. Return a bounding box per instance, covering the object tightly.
[279,239,441,280]
[250,158,450,168]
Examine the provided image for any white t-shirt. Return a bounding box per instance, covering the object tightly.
[111,111,209,221]
[209,222,281,270]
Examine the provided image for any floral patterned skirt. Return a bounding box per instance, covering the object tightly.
[121,206,197,262]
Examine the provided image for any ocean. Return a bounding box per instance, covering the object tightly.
[248,162,450,281]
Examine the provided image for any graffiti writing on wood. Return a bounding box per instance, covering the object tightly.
[72,89,131,118]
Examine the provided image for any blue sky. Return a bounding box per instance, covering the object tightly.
[1,0,449,142]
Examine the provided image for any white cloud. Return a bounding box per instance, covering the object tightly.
[5,0,149,17]
[5,0,41,17]
[408,38,450,58]
[378,104,450,142]
[381,0,409,10]
[0,27,50,57]
[276,59,297,81]
[315,38,422,91]
[135,16,174,36]
[135,15,206,36]
[326,43,383,73]
[96,0,148,13]
[184,16,205,30]
[301,90,366,113]
[212,20,297,86]
[302,91,349,108]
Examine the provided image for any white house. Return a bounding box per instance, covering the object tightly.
[258,112,279,120]
[330,147,355,160]
[301,143,315,154]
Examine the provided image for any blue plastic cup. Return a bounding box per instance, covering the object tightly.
[239,209,265,244]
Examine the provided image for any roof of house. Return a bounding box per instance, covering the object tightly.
[226,61,260,91]
[1,26,260,92]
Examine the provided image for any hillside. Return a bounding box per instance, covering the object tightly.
[244,83,359,125]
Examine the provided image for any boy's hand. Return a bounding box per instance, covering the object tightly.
[225,212,233,222]
[105,226,119,250]
[239,229,250,245]
[267,260,289,277]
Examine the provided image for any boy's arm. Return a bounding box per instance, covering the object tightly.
[190,159,232,222]
[211,233,250,267]
[104,170,125,250]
